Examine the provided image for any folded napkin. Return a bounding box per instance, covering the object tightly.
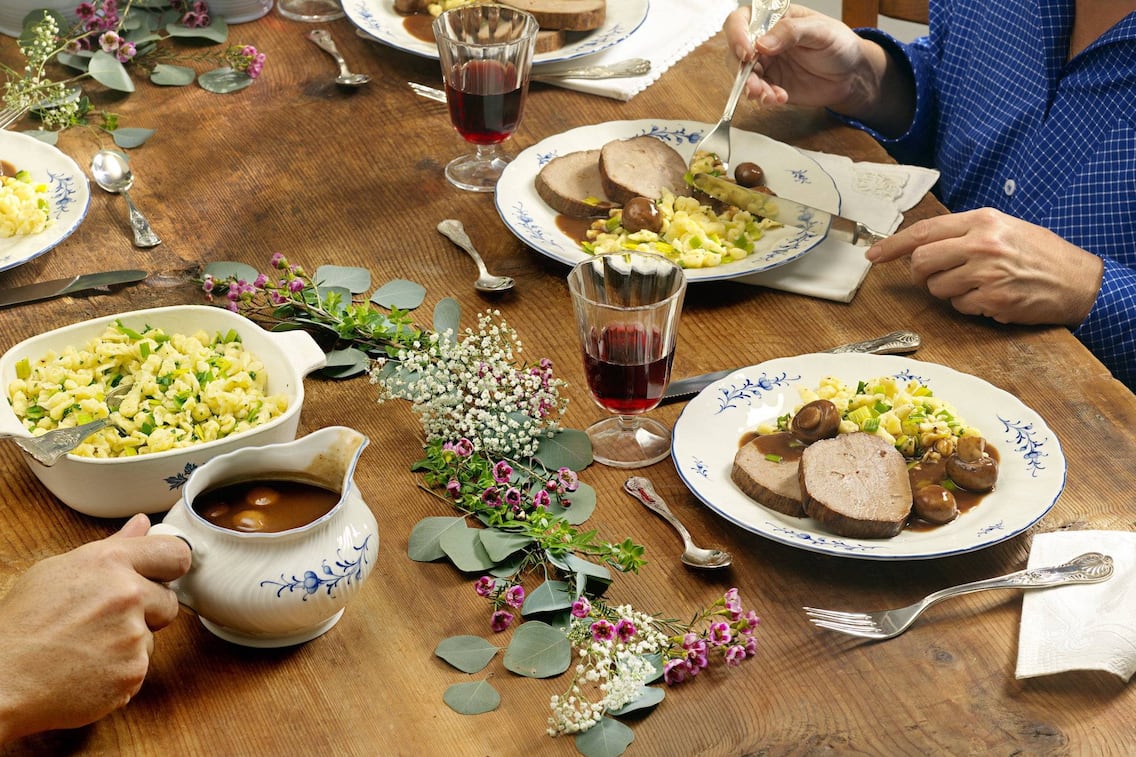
[533,0,738,101]
[1016,530,1136,682]
[736,151,940,302]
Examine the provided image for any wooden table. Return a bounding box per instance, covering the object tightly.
[2,10,1134,755]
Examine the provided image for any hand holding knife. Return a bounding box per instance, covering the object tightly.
[662,330,922,403]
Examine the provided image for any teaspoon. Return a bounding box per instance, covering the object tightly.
[624,477,733,570]
[89,149,161,248]
[307,29,371,87]
[437,219,515,293]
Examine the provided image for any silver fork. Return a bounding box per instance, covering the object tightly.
[5,383,131,466]
[0,106,29,130]
[690,0,790,171]
[804,552,1115,641]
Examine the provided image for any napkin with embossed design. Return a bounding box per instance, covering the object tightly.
[1015,530,1136,681]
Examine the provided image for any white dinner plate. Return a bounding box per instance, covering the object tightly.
[494,119,840,282]
[344,0,649,65]
[671,353,1067,560]
[0,132,90,273]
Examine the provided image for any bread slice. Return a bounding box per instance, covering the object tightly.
[799,433,913,539]
[599,136,690,205]
[731,434,805,517]
[536,29,566,53]
[534,149,617,218]
[500,0,606,31]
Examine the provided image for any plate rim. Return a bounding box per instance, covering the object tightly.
[670,353,1068,560]
[493,118,840,283]
[0,131,91,274]
[343,0,651,65]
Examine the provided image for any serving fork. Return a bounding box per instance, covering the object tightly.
[690,0,790,171]
[804,552,1115,641]
[3,383,131,466]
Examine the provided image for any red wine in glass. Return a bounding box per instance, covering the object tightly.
[445,60,525,145]
[582,324,675,415]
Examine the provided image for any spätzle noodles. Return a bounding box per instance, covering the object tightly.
[7,321,289,458]
[0,170,52,238]
[757,375,981,461]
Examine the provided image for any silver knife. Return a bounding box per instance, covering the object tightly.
[0,270,147,308]
[692,173,890,247]
[661,330,922,403]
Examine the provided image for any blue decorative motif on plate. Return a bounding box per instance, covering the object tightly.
[261,534,373,600]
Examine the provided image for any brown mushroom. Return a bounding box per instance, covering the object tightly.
[620,197,663,234]
[945,436,998,492]
[912,484,959,524]
[734,162,766,188]
[789,399,841,443]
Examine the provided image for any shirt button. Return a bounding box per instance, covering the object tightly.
[1003,178,1016,196]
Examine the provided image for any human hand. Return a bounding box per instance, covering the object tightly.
[866,208,1104,327]
[0,514,192,743]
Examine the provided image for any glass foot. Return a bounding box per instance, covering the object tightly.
[586,416,672,468]
[445,152,511,192]
[277,0,344,22]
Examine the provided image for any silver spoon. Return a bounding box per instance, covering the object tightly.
[307,29,371,87]
[624,477,733,570]
[89,149,161,248]
[437,219,515,293]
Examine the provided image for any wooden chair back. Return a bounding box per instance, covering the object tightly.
[842,0,929,28]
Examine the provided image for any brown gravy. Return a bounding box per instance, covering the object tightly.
[404,14,434,43]
[194,478,340,533]
[739,431,805,464]
[555,214,594,245]
[0,160,17,177]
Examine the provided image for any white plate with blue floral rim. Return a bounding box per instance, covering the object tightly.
[671,353,1067,560]
[494,119,839,282]
[0,131,90,274]
[344,0,649,64]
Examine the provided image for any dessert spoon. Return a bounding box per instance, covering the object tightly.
[624,477,733,570]
[90,149,161,248]
[307,29,371,87]
[437,219,515,293]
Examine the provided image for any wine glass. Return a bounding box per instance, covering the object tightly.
[277,0,343,22]
[568,252,688,468]
[432,5,539,192]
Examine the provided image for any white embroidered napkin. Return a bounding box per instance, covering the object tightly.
[1016,530,1136,682]
[736,151,940,301]
[533,0,737,101]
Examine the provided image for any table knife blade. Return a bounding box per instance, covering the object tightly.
[0,269,147,308]
[661,330,922,403]
[691,173,889,247]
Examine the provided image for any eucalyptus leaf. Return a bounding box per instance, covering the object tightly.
[435,636,499,674]
[478,529,533,563]
[198,68,254,94]
[150,64,195,86]
[56,51,91,72]
[502,621,571,678]
[204,261,259,283]
[371,279,426,310]
[166,16,228,43]
[111,128,156,149]
[432,297,461,342]
[317,348,370,379]
[547,481,596,525]
[442,680,500,715]
[488,552,526,578]
[407,516,467,562]
[563,554,612,597]
[534,428,593,471]
[438,524,498,572]
[575,717,635,757]
[640,653,664,684]
[606,686,664,717]
[270,319,340,351]
[520,580,573,615]
[317,285,351,315]
[22,130,58,145]
[316,265,371,293]
[88,51,135,93]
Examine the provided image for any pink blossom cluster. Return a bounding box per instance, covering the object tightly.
[202,253,305,312]
[662,588,760,685]
[441,437,578,521]
[473,576,525,632]
[225,44,267,79]
[73,0,124,54]
[171,0,212,27]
